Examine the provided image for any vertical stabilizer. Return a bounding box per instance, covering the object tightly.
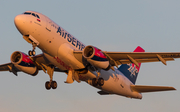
[118,46,145,84]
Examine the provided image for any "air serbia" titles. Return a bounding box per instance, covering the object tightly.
[57,27,85,50]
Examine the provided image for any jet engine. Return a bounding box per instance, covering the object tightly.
[83,45,110,70]
[10,51,38,76]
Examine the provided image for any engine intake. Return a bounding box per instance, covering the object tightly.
[11,51,38,76]
[83,45,110,70]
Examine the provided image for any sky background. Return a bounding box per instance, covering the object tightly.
[0,0,180,112]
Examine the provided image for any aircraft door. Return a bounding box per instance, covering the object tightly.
[46,18,51,32]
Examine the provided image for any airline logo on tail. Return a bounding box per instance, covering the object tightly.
[118,46,144,84]
[127,63,139,77]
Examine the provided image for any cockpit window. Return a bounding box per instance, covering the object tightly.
[23,12,40,19]
[36,14,40,19]
[32,13,36,17]
[24,12,31,15]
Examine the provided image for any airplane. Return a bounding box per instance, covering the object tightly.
[0,11,179,99]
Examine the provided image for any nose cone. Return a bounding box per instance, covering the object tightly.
[14,15,22,28]
[14,14,26,35]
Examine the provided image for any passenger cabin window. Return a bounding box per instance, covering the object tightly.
[23,12,40,19]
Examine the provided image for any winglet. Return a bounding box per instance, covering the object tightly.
[130,85,176,93]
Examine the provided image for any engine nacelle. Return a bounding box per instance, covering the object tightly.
[83,45,110,70]
[11,51,38,76]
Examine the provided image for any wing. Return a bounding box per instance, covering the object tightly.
[0,63,14,71]
[0,53,65,76]
[104,52,180,66]
[0,63,19,75]
[73,51,180,67]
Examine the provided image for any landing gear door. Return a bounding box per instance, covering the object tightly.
[29,35,39,45]
[46,18,51,32]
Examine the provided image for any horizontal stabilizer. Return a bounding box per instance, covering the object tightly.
[131,85,176,93]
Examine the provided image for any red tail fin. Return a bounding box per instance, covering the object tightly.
[133,46,145,52]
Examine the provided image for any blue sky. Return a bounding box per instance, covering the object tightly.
[0,0,180,112]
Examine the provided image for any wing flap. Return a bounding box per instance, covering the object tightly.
[131,85,176,93]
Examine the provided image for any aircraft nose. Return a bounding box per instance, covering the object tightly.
[14,14,26,35]
[14,15,23,28]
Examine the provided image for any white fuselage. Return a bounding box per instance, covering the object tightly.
[14,11,142,99]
